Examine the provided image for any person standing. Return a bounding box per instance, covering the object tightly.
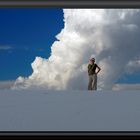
[88,58,101,90]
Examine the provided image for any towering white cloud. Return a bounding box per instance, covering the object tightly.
[12,9,140,90]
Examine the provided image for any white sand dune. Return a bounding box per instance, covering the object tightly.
[0,89,140,131]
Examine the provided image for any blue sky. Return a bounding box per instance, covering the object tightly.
[117,73,140,84]
[0,8,140,84]
[0,8,64,80]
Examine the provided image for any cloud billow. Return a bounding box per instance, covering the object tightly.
[12,9,140,90]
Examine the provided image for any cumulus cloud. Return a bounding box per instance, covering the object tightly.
[125,59,140,74]
[13,9,140,90]
[0,80,15,89]
[113,84,140,90]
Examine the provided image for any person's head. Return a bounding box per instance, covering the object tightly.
[90,58,95,64]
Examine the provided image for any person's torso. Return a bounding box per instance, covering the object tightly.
[88,63,97,75]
